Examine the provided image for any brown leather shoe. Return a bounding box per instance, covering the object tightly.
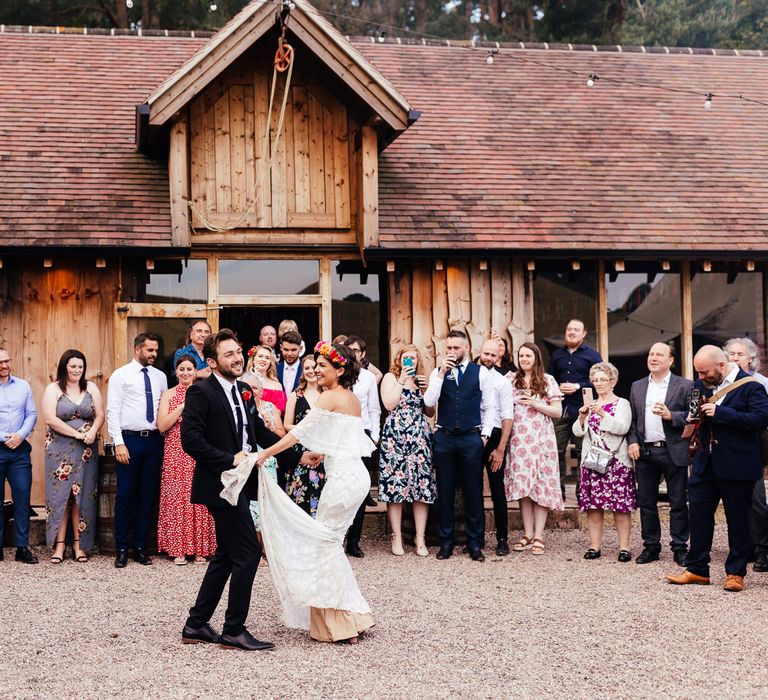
[723,575,744,592]
[665,570,710,585]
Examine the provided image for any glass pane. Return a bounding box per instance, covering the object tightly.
[331,261,381,367]
[534,271,598,369]
[126,317,203,386]
[218,306,320,358]
[692,273,765,352]
[606,273,681,397]
[218,259,319,296]
[143,259,207,303]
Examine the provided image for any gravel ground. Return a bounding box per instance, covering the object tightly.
[2,524,768,700]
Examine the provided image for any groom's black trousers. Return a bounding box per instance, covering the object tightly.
[186,493,261,636]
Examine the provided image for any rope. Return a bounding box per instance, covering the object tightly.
[189,25,295,234]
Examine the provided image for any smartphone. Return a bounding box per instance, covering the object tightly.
[582,387,594,404]
[402,356,415,375]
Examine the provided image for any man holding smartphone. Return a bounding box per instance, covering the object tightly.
[424,330,496,561]
[627,343,693,565]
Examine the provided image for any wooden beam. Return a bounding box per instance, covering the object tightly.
[680,260,693,380]
[509,259,534,351]
[359,125,379,249]
[190,229,357,246]
[319,257,333,341]
[596,259,609,361]
[169,117,191,247]
[217,294,324,306]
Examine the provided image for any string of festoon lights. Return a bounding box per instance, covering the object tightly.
[125,0,219,11]
[308,3,768,111]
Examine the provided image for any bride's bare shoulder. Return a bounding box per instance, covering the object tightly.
[315,389,361,417]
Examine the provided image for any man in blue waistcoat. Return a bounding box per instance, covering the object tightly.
[424,330,495,561]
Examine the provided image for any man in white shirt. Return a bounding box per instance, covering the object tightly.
[276,330,303,395]
[107,332,167,568]
[424,330,495,561]
[343,335,381,558]
[477,339,514,555]
[627,343,693,565]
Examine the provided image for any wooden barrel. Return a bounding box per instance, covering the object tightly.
[402,488,466,548]
[97,452,117,555]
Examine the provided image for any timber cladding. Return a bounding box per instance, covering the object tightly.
[187,53,359,238]
[388,259,533,375]
[0,262,117,504]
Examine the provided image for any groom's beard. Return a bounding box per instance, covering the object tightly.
[216,363,244,380]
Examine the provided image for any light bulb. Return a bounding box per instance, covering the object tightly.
[377,31,385,43]
[587,73,598,87]
[704,93,713,110]
[209,2,217,9]
[126,0,133,7]
[486,50,495,65]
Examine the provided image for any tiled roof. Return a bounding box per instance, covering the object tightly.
[0,31,202,249]
[353,40,768,253]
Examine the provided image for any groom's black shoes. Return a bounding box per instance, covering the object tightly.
[182,623,221,645]
[436,546,453,560]
[219,629,275,651]
[345,541,365,558]
[134,548,152,565]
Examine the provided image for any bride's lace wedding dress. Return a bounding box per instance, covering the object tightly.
[258,407,377,641]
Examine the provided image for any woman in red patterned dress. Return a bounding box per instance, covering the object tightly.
[157,354,217,565]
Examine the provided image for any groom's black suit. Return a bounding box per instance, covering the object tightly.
[181,374,299,636]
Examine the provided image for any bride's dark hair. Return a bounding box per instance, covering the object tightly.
[315,343,359,389]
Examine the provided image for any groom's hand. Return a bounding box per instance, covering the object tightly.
[232,450,247,466]
[299,452,323,466]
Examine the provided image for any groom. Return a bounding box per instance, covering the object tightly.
[180,328,317,651]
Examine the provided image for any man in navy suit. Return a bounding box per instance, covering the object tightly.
[276,330,303,395]
[666,345,768,592]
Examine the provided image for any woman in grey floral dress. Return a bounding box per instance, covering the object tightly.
[379,346,435,557]
[42,349,104,563]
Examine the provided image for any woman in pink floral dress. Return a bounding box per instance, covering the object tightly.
[504,342,563,555]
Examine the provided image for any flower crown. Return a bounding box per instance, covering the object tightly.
[247,346,258,358]
[314,340,348,366]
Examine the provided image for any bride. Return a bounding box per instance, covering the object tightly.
[252,341,376,644]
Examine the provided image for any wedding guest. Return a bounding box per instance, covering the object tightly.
[107,332,167,568]
[477,339,514,555]
[342,335,381,557]
[242,372,286,438]
[723,337,768,573]
[278,319,306,356]
[0,348,38,564]
[157,354,216,565]
[548,319,602,499]
[573,362,635,562]
[42,349,103,563]
[284,355,326,518]
[277,330,303,396]
[247,345,287,414]
[259,325,278,356]
[505,342,563,555]
[627,343,693,566]
[173,320,212,379]
[424,330,496,562]
[379,345,435,557]
[345,334,383,385]
[489,327,516,374]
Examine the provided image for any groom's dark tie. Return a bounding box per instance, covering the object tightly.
[231,385,244,440]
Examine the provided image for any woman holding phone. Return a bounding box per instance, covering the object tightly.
[378,345,435,556]
[504,342,563,555]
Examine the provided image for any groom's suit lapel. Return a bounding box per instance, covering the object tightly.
[208,375,239,442]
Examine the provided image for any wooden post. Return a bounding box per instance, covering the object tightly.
[169,117,191,247]
[596,260,609,360]
[509,260,534,351]
[207,256,219,332]
[359,125,379,249]
[319,257,333,340]
[680,260,693,380]
[114,302,129,370]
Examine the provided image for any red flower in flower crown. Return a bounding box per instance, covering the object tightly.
[247,346,258,358]
[241,389,253,402]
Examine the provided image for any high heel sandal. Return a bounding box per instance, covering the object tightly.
[50,540,66,564]
[414,536,429,557]
[72,538,88,563]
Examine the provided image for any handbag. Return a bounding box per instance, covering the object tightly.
[583,425,625,474]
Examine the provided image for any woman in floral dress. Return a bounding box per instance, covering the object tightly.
[283,355,326,518]
[379,345,435,557]
[504,342,563,556]
[573,361,635,562]
[157,354,216,565]
[42,349,104,563]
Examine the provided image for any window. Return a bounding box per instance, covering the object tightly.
[142,259,207,303]
[218,259,320,296]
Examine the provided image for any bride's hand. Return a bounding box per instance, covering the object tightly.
[253,451,267,468]
[299,451,323,466]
